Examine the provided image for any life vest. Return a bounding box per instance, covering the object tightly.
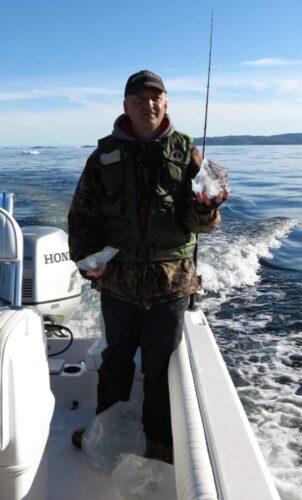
[95,131,197,262]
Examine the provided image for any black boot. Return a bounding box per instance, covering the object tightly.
[144,439,174,465]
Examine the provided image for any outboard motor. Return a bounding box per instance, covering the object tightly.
[0,193,81,324]
[21,226,81,324]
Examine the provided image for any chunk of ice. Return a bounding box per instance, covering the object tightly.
[76,246,119,271]
[191,158,228,199]
[112,453,176,500]
[82,400,144,472]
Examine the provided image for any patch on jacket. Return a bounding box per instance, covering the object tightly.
[171,149,185,162]
[100,149,121,165]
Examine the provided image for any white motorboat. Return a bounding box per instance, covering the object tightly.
[0,192,281,500]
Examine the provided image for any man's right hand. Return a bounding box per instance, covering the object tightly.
[86,266,106,278]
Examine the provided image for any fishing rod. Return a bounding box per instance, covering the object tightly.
[189,11,214,311]
[202,10,214,158]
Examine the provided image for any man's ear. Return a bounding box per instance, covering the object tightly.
[123,100,128,113]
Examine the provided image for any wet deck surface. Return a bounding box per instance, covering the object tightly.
[48,340,123,500]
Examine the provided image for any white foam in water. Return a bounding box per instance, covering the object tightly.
[207,306,302,500]
[251,398,302,499]
[82,400,145,473]
[199,217,297,294]
[21,149,40,154]
[193,215,301,499]
[112,454,176,500]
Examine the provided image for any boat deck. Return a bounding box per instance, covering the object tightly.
[48,337,123,499]
[47,338,175,500]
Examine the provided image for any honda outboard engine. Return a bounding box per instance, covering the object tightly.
[0,224,81,324]
[21,226,81,324]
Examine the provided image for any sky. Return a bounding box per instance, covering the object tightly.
[1,0,302,146]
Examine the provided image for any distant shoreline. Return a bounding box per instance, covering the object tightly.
[194,133,302,146]
[1,132,302,148]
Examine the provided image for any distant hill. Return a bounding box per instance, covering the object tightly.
[194,133,302,146]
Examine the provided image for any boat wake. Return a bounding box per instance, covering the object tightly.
[199,215,297,295]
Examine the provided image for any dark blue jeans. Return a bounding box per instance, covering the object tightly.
[97,292,189,446]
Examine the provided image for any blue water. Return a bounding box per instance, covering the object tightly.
[0,145,301,498]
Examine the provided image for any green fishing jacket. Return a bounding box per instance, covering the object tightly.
[69,126,213,264]
[95,131,196,262]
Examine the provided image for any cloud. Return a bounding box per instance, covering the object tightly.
[169,99,302,138]
[1,67,302,145]
[242,58,302,67]
[146,71,302,98]
[0,86,121,103]
[2,63,302,110]
[0,101,122,145]
[213,75,271,92]
[164,77,205,94]
[2,96,301,146]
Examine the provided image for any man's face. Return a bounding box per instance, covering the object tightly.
[124,89,167,135]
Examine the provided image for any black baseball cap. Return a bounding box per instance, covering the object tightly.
[124,70,167,97]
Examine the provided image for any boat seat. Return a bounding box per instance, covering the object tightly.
[0,307,54,500]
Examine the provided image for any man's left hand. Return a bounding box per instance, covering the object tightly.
[195,188,229,207]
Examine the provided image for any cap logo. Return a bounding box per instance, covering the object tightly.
[171,150,185,162]
[129,71,162,85]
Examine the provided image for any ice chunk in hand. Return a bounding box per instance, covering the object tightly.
[112,453,176,500]
[76,246,119,271]
[82,400,144,473]
[192,158,228,199]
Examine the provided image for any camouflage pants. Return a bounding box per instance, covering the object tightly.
[96,292,189,446]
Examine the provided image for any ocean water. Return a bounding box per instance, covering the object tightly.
[0,145,301,499]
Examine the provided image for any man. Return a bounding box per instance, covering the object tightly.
[68,70,227,464]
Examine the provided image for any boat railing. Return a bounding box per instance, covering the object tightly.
[168,310,281,500]
[169,331,218,499]
[0,193,23,306]
[0,192,14,216]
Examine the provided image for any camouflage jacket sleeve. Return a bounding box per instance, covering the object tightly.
[177,145,221,234]
[68,151,104,263]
